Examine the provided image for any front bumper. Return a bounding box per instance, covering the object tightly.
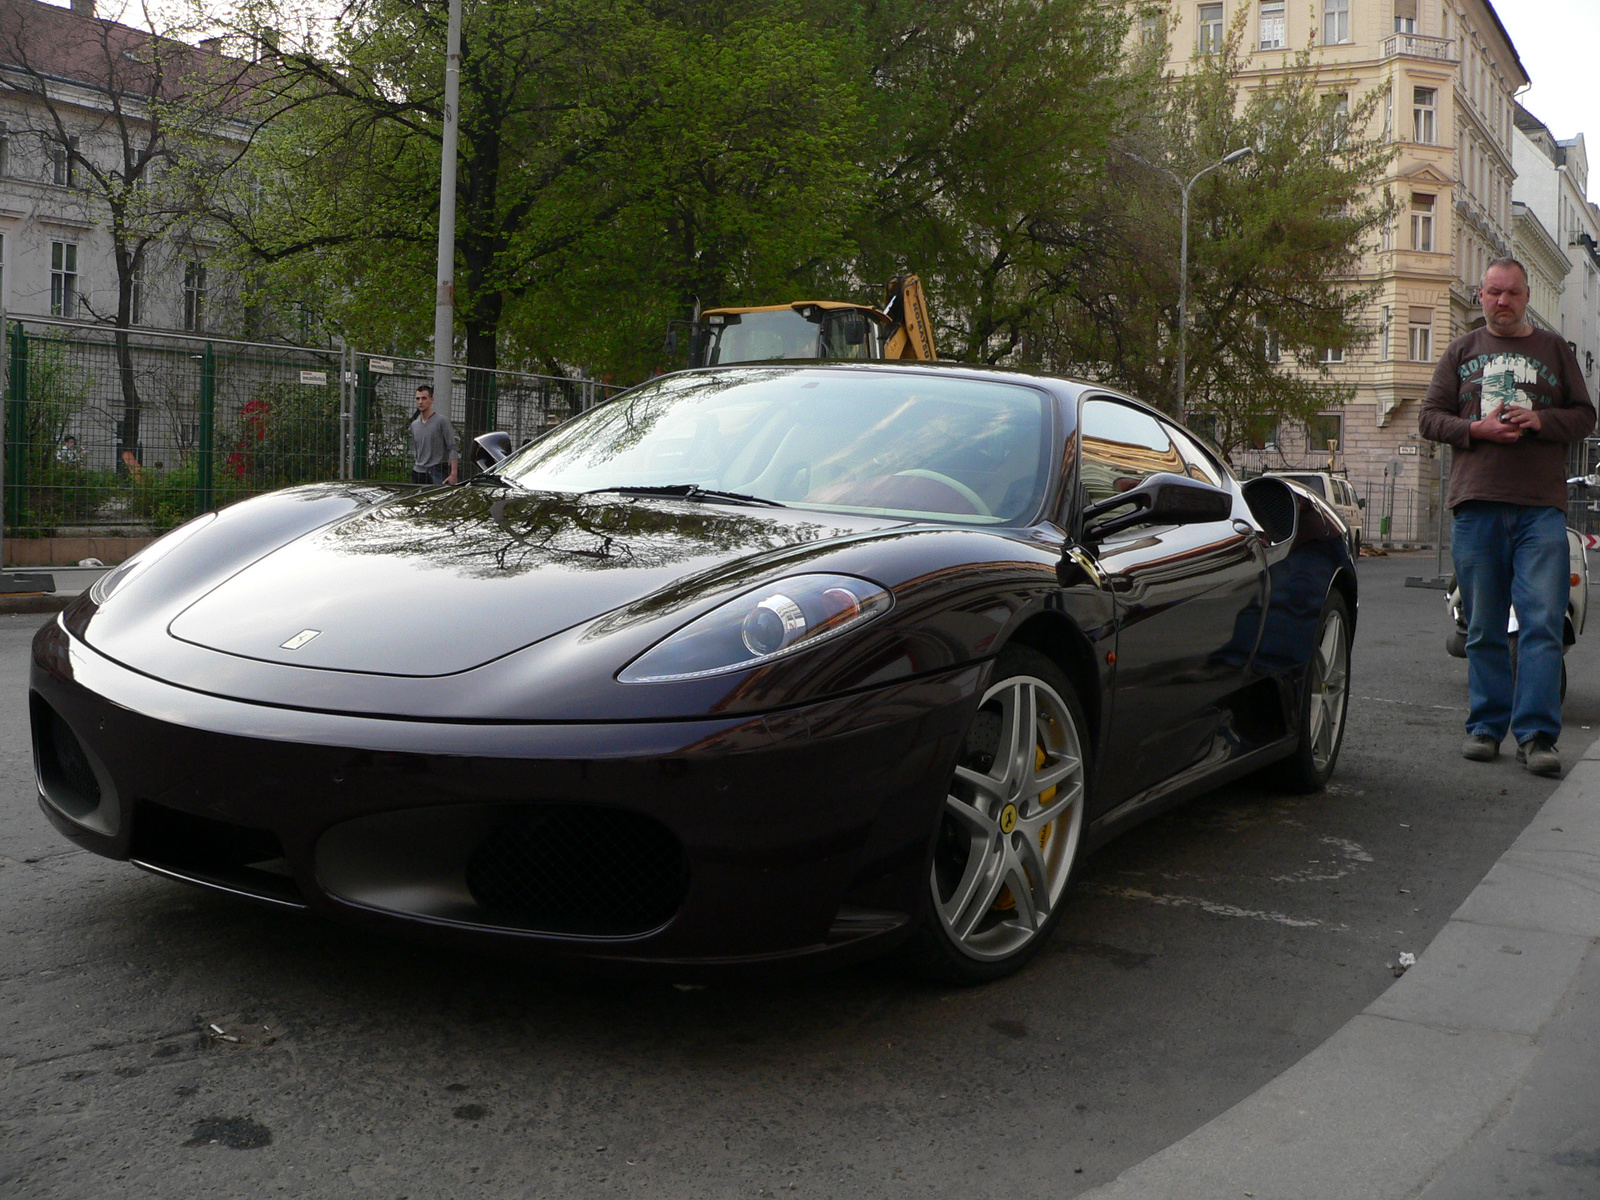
[30,617,984,975]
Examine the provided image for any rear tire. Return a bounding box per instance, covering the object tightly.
[1275,592,1352,793]
[899,645,1089,984]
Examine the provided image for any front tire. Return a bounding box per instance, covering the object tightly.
[901,646,1089,984]
[1275,592,1352,792]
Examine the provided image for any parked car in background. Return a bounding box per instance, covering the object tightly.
[1265,471,1364,554]
[31,363,1358,983]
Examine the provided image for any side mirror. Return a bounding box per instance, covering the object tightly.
[473,431,513,473]
[664,329,679,355]
[1357,497,1366,508]
[1567,475,1600,489]
[1081,472,1233,542]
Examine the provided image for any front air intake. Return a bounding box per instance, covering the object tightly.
[31,693,117,835]
[464,806,690,937]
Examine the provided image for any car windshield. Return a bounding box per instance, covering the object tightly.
[498,368,1053,525]
[1280,473,1327,498]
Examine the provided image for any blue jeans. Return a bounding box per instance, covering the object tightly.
[1452,501,1568,744]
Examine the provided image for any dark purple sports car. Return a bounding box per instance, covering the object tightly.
[30,363,1355,982]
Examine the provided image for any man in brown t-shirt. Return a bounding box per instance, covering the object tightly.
[1419,258,1595,775]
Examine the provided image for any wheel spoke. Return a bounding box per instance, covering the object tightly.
[1025,779,1082,829]
[1013,837,1051,926]
[949,771,1004,819]
[940,840,992,933]
[956,864,1011,939]
[991,682,1032,793]
[1031,754,1080,796]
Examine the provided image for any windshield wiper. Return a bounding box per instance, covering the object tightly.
[583,484,786,508]
[468,472,515,487]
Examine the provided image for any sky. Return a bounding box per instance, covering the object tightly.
[1495,0,1600,203]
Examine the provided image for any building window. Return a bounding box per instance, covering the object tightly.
[1409,306,1433,361]
[1383,87,1394,140]
[1198,3,1224,54]
[1378,305,1392,360]
[1140,7,1165,42]
[1327,93,1349,150]
[1257,316,1280,362]
[1411,193,1434,252]
[1307,413,1343,451]
[1259,1,1286,48]
[1413,87,1437,144]
[0,122,8,177]
[183,260,206,332]
[1320,346,1345,364]
[50,241,77,317]
[1394,0,1417,33]
[1323,0,1351,44]
[50,136,78,187]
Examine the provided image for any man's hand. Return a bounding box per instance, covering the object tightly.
[1498,404,1543,434]
[447,466,459,486]
[1470,405,1527,443]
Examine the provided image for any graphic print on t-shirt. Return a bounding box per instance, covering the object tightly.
[1477,354,1538,416]
[1457,348,1566,419]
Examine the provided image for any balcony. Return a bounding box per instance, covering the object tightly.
[1382,33,1455,61]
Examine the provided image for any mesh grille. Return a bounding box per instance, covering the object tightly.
[464,806,689,937]
[1244,479,1297,544]
[47,707,100,807]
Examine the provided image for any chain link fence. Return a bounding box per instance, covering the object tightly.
[1,316,620,543]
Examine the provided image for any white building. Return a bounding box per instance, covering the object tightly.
[1512,105,1600,399]
[0,0,250,334]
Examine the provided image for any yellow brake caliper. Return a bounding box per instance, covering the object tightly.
[992,743,1057,913]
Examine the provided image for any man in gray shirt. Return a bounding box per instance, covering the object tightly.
[409,384,458,485]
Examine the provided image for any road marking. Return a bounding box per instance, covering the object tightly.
[1079,882,1336,929]
[1270,836,1375,883]
[1359,695,1466,712]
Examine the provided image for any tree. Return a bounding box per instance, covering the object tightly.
[0,1,259,460]
[1025,23,1396,458]
[218,0,873,404]
[850,0,1143,363]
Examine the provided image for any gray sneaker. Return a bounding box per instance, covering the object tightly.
[1517,737,1561,777]
[1462,734,1500,761]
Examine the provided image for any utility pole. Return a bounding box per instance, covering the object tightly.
[1126,146,1254,426]
[431,0,462,408]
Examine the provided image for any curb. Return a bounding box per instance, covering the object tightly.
[0,594,75,614]
[1077,734,1600,1200]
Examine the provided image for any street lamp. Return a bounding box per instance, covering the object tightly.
[1127,145,1254,426]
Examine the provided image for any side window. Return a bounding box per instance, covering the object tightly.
[1079,398,1186,505]
[1169,424,1226,488]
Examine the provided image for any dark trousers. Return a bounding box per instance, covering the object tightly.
[410,464,449,485]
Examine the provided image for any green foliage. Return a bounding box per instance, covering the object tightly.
[850,0,1142,363]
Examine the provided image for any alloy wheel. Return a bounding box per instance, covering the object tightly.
[932,673,1085,962]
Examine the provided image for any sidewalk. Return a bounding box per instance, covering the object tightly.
[1079,735,1600,1199]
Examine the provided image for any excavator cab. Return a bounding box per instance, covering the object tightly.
[668,275,937,369]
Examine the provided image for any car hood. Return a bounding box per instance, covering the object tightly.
[165,487,907,676]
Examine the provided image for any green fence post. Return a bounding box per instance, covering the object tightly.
[196,343,215,515]
[6,323,27,530]
[354,360,373,480]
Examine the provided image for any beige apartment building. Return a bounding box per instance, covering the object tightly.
[1154,0,1527,542]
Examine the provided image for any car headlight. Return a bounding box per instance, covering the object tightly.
[618,573,893,683]
[89,512,218,605]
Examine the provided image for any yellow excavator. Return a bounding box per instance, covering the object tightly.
[667,275,938,368]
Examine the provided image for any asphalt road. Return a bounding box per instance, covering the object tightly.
[4,551,1597,1199]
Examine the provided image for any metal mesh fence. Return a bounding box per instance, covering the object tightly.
[1,316,621,541]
